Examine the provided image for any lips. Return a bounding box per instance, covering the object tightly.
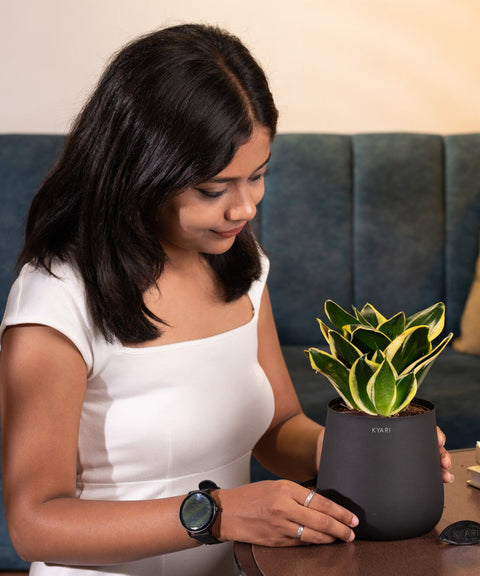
[213,224,245,238]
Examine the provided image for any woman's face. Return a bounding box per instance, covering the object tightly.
[157,125,271,258]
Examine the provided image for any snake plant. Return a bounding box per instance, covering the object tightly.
[305,300,453,416]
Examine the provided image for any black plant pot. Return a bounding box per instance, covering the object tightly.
[316,397,444,541]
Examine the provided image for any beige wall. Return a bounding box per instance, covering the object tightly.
[1,0,480,134]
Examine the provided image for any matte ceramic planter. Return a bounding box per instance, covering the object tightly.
[316,397,444,541]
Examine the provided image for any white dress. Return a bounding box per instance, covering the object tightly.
[0,256,275,576]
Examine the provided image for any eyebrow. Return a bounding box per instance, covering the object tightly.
[208,153,271,184]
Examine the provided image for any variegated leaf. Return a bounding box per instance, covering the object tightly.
[317,318,331,345]
[328,330,363,368]
[351,326,391,355]
[390,373,417,415]
[408,333,453,387]
[305,348,356,409]
[405,302,446,341]
[358,303,387,328]
[367,359,397,416]
[349,356,377,414]
[378,312,406,340]
[325,300,357,334]
[385,326,431,373]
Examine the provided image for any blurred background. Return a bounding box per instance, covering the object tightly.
[1,0,480,134]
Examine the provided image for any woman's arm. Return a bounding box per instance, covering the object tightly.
[253,286,323,481]
[0,325,197,565]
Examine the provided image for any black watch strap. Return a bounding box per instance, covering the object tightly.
[191,531,221,545]
[199,480,219,493]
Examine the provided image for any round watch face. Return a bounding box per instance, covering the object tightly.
[180,492,215,531]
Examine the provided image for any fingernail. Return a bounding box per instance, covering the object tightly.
[348,530,356,542]
[448,474,455,484]
[351,516,359,527]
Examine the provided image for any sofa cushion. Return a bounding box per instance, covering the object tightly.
[453,239,480,355]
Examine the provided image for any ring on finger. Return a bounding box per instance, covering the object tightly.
[303,489,316,508]
[296,524,304,540]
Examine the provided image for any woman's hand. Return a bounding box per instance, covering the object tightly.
[215,480,358,547]
[437,426,454,483]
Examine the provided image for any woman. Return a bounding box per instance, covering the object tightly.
[0,24,452,576]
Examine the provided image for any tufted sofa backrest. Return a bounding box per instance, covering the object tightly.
[260,133,480,345]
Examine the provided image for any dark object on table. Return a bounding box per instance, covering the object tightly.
[440,520,480,545]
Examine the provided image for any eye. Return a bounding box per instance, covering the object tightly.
[249,168,270,183]
[195,187,226,199]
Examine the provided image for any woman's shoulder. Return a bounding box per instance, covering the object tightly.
[19,258,84,287]
[1,259,96,370]
[11,259,90,324]
[10,259,87,310]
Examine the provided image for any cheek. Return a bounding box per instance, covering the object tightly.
[176,204,213,232]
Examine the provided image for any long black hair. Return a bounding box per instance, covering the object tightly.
[19,24,278,343]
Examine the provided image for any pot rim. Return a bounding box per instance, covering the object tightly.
[327,396,435,418]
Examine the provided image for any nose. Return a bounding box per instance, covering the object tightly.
[226,186,261,222]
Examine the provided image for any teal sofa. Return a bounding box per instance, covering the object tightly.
[1,133,480,568]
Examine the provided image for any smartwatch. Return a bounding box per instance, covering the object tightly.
[179,480,222,544]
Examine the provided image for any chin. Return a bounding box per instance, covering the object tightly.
[201,238,236,255]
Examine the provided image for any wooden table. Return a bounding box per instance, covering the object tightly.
[235,449,480,576]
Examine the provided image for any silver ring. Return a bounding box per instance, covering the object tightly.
[303,489,315,508]
[296,524,304,539]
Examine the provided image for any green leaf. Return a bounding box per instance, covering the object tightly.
[305,348,357,409]
[370,350,384,364]
[390,373,417,415]
[378,312,406,340]
[324,300,357,334]
[352,307,372,327]
[349,356,377,414]
[405,302,446,341]
[367,359,397,416]
[366,355,382,372]
[408,332,453,387]
[316,318,331,345]
[328,330,363,368]
[385,326,431,374]
[358,303,387,328]
[351,326,391,355]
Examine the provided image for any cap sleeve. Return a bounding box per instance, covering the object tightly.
[1,262,95,374]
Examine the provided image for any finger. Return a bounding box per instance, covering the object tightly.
[436,427,454,483]
[440,447,452,470]
[437,426,447,451]
[436,426,446,448]
[442,468,455,483]
[307,492,359,529]
[293,492,358,543]
[305,510,356,543]
[293,522,337,545]
[293,487,358,528]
